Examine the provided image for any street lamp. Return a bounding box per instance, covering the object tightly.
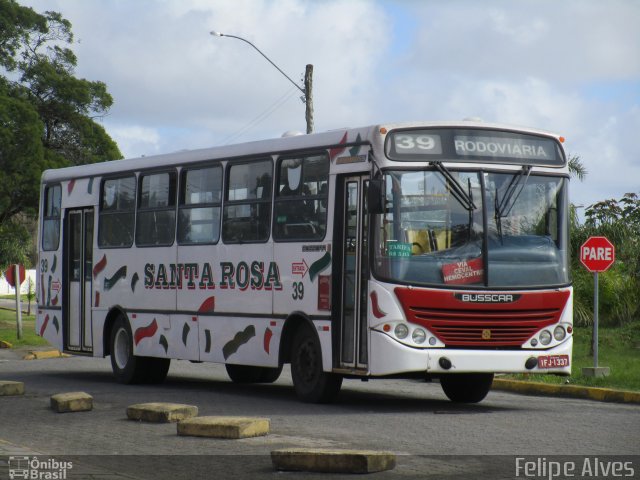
[210,31,314,134]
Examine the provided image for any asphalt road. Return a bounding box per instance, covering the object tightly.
[0,350,638,479]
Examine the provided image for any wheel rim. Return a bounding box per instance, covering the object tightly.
[296,339,318,384]
[114,327,130,370]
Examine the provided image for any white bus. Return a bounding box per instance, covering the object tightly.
[36,121,572,403]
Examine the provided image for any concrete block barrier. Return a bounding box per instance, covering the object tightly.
[178,416,270,439]
[126,403,198,423]
[271,448,396,474]
[50,391,93,413]
[0,380,24,396]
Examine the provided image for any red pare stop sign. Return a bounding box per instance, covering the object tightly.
[580,236,615,272]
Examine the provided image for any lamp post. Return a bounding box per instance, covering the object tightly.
[210,31,313,134]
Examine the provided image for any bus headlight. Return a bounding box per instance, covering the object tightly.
[539,330,552,346]
[412,328,427,344]
[554,326,566,341]
[394,323,409,339]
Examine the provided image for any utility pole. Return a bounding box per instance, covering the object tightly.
[211,31,314,134]
[304,64,314,134]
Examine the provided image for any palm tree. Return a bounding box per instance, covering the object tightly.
[568,154,587,181]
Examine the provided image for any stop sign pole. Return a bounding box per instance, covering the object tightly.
[579,236,615,377]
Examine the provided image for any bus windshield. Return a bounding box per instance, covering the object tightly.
[372,169,569,288]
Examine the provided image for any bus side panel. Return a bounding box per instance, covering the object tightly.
[177,243,276,364]
[61,178,95,209]
[129,312,171,359]
[36,177,64,350]
[198,316,281,367]
[93,246,177,315]
[91,309,107,357]
[36,250,64,350]
[273,241,334,370]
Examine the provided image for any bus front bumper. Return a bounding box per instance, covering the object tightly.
[369,331,573,377]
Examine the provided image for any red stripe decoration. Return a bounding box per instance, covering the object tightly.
[263,327,273,354]
[370,291,387,319]
[329,132,348,161]
[198,296,215,313]
[94,291,100,307]
[67,179,76,195]
[134,319,158,346]
[93,254,107,279]
[40,314,50,336]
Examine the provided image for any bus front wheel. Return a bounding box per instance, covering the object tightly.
[440,373,494,403]
[291,325,342,403]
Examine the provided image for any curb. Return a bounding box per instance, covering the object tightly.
[492,378,640,405]
[23,350,71,360]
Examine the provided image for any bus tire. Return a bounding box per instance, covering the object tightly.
[109,316,147,384]
[258,364,283,383]
[291,325,342,403]
[440,373,494,403]
[145,357,170,384]
[226,364,282,384]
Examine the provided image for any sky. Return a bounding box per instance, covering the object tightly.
[20,0,640,211]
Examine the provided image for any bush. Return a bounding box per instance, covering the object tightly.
[571,193,640,327]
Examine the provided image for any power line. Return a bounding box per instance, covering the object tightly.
[218,86,299,146]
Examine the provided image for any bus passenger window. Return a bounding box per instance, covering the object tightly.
[42,184,62,251]
[273,153,329,241]
[222,160,272,243]
[178,165,222,245]
[98,176,136,248]
[135,172,177,247]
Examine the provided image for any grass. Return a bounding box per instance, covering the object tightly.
[505,322,640,392]
[0,294,35,303]
[0,308,50,348]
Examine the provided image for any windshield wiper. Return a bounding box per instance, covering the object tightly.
[495,165,532,218]
[431,161,476,211]
[494,165,532,240]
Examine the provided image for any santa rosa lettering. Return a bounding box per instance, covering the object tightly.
[144,261,282,291]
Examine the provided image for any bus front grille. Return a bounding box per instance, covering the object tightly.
[394,288,570,347]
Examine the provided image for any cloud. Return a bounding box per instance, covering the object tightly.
[402,0,640,83]
[106,124,161,158]
[18,0,640,207]
[22,0,390,146]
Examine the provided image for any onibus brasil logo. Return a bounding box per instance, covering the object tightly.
[8,456,72,480]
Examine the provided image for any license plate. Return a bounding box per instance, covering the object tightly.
[538,355,570,368]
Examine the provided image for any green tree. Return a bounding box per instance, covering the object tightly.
[572,193,640,327]
[568,154,587,182]
[0,0,122,264]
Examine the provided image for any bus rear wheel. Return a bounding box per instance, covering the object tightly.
[440,373,494,403]
[109,316,170,384]
[291,325,342,403]
[225,364,283,383]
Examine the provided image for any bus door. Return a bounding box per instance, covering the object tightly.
[335,175,369,370]
[64,208,94,353]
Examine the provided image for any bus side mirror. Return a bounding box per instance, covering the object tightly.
[368,179,384,214]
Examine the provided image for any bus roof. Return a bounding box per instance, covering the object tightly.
[41,120,563,183]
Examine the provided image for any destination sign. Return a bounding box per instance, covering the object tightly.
[386,128,563,166]
[454,135,555,161]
